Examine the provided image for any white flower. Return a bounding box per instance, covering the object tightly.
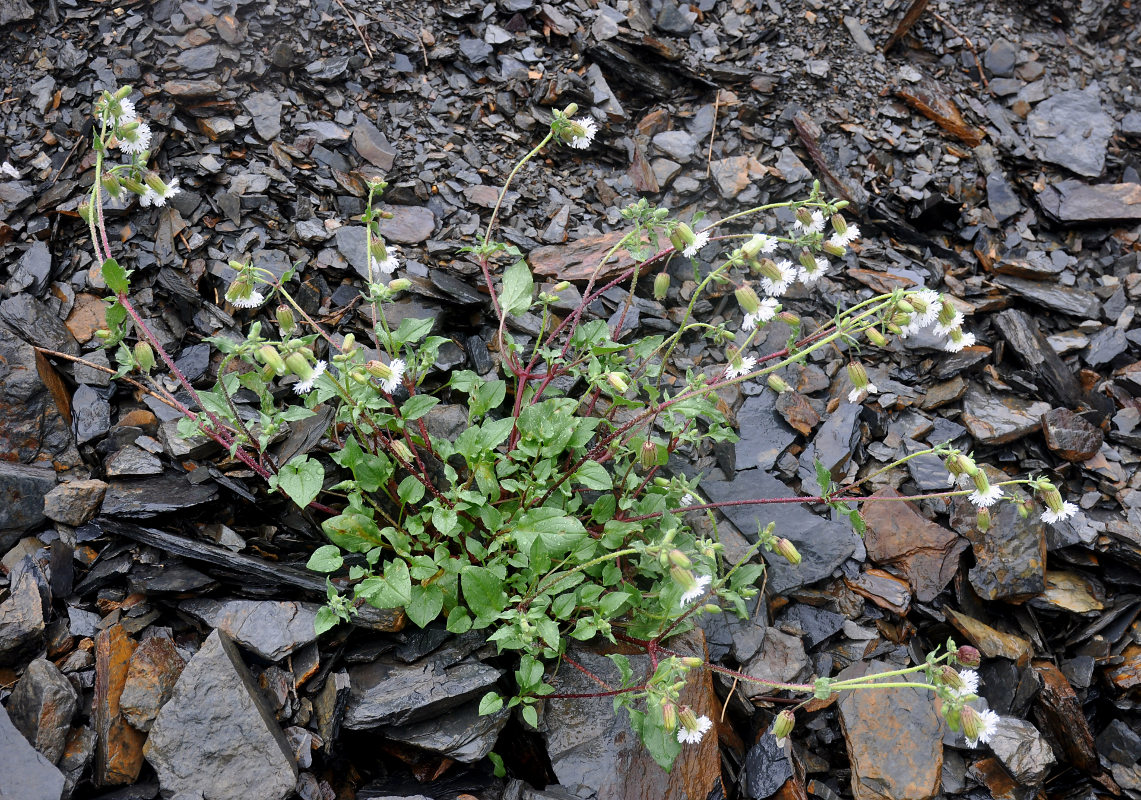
[1,161,20,179]
[677,714,713,744]
[139,177,180,208]
[761,260,797,296]
[934,312,965,338]
[380,358,405,394]
[847,382,878,403]
[830,223,860,246]
[118,120,152,155]
[799,256,829,285]
[679,493,696,507]
[742,297,780,331]
[793,209,825,236]
[1041,501,1079,524]
[118,98,136,121]
[726,356,757,379]
[966,708,1000,747]
[230,289,265,309]
[566,116,598,149]
[376,247,400,275]
[293,360,327,395]
[683,230,710,258]
[944,331,976,352]
[969,485,1004,508]
[681,574,712,605]
[909,289,942,328]
[955,670,981,698]
[756,234,778,254]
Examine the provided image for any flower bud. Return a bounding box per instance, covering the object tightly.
[1017,500,1031,518]
[776,310,799,326]
[119,176,147,197]
[767,375,791,394]
[976,507,991,532]
[740,233,767,259]
[755,258,782,282]
[830,214,848,236]
[971,470,992,496]
[945,453,978,478]
[702,603,721,614]
[369,237,389,264]
[388,278,411,292]
[822,240,846,257]
[938,665,965,691]
[795,207,815,228]
[284,352,315,381]
[772,709,795,745]
[960,705,985,743]
[94,328,112,340]
[798,248,818,272]
[735,285,761,315]
[956,646,982,668]
[340,333,357,355]
[937,300,959,328]
[606,372,628,393]
[1038,482,1065,514]
[78,202,93,224]
[366,360,394,380]
[276,305,295,334]
[668,549,692,569]
[865,328,888,347]
[653,271,670,300]
[661,701,678,731]
[133,341,155,373]
[102,174,122,198]
[113,85,133,101]
[847,362,870,390]
[562,102,579,117]
[143,172,169,196]
[681,656,704,669]
[669,222,697,253]
[774,537,801,565]
[552,280,570,292]
[390,439,413,464]
[640,440,659,471]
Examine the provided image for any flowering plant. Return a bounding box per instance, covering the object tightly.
[73,89,1074,770]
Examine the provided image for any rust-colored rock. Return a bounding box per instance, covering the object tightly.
[64,293,108,344]
[895,78,985,146]
[968,757,1023,800]
[93,624,145,785]
[775,392,820,436]
[1107,644,1141,691]
[120,636,187,732]
[845,568,912,615]
[861,490,967,602]
[839,661,943,800]
[946,608,1032,666]
[531,230,648,284]
[1040,408,1103,462]
[1032,660,1098,773]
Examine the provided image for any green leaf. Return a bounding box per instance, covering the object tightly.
[102,258,129,295]
[357,559,411,608]
[401,394,439,420]
[814,457,833,497]
[488,752,506,779]
[322,513,385,553]
[591,494,616,523]
[461,566,508,624]
[521,704,539,728]
[471,380,506,418]
[390,316,434,347]
[406,584,444,627]
[479,692,504,715]
[306,545,343,573]
[446,605,472,633]
[512,508,587,559]
[573,460,612,490]
[499,259,534,316]
[398,475,425,504]
[313,607,340,635]
[277,455,324,508]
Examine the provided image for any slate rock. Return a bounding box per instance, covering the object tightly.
[94,624,145,785]
[43,479,108,526]
[100,474,218,517]
[344,656,502,729]
[145,630,298,800]
[961,386,1052,445]
[241,93,281,142]
[988,718,1055,784]
[353,118,397,171]
[775,604,844,649]
[1040,408,1102,462]
[1095,720,1141,766]
[739,628,808,699]
[651,130,696,163]
[380,205,436,244]
[987,170,1021,222]
[0,0,33,24]
[965,500,1047,602]
[383,699,509,763]
[334,225,370,279]
[0,461,55,537]
[734,392,798,471]
[993,275,1100,319]
[1037,181,1141,223]
[0,703,65,800]
[10,240,52,295]
[984,39,1017,77]
[119,636,186,732]
[862,489,967,602]
[58,725,97,799]
[180,599,322,661]
[1027,87,1114,177]
[105,445,163,477]
[0,564,47,666]
[702,470,859,595]
[839,662,943,800]
[1084,326,1129,368]
[741,722,793,799]
[7,656,78,764]
[544,633,720,800]
[73,384,111,445]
